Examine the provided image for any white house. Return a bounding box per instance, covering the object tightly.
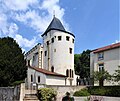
[25,16,76,88]
[90,42,120,86]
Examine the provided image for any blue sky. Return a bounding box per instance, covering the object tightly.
[0,0,119,53]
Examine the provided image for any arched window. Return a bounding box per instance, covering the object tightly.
[72,70,74,78]
[66,69,69,77]
[31,75,33,82]
[70,69,72,77]
[51,66,54,72]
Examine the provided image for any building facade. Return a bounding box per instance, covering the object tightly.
[25,16,76,88]
[90,42,120,86]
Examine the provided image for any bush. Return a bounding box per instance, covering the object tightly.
[37,88,57,101]
[88,86,120,97]
[73,88,90,96]
[10,80,24,86]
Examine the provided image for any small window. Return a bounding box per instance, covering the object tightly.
[72,70,73,78]
[70,69,72,77]
[69,48,72,54]
[28,60,30,66]
[66,69,69,77]
[58,36,62,41]
[47,41,49,45]
[54,49,56,52]
[98,53,104,60]
[66,36,70,41]
[45,51,47,56]
[38,76,40,83]
[72,39,74,43]
[99,64,104,71]
[51,38,54,43]
[51,66,54,72]
[31,75,33,82]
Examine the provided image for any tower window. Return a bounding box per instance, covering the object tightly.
[72,70,73,78]
[66,36,70,41]
[38,76,40,83]
[31,75,33,82]
[70,69,72,77]
[45,51,47,56]
[58,36,62,41]
[69,48,72,54]
[28,60,30,66]
[51,38,54,43]
[66,69,69,77]
[72,39,74,43]
[51,66,54,72]
[47,41,49,45]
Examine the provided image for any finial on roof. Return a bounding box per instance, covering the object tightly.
[53,10,55,17]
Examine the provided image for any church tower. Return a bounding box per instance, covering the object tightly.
[42,16,76,85]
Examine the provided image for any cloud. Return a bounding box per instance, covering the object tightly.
[2,0,39,11]
[0,0,68,52]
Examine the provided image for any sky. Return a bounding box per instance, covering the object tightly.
[0,0,119,54]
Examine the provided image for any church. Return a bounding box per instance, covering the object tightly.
[25,16,77,89]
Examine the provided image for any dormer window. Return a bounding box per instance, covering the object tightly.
[47,41,49,45]
[66,36,70,41]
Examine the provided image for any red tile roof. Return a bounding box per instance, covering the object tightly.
[93,42,120,53]
[29,66,66,77]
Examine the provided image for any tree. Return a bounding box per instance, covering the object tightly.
[0,37,27,86]
[74,50,91,78]
[113,66,120,84]
[94,69,111,86]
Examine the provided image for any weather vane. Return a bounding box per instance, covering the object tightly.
[53,10,55,17]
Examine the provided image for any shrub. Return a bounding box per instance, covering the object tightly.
[37,88,57,101]
[88,86,120,97]
[73,88,90,96]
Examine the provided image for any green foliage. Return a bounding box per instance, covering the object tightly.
[113,66,120,83]
[73,88,90,96]
[88,86,120,97]
[37,88,57,101]
[0,37,27,87]
[74,50,91,78]
[93,69,111,86]
[10,80,25,86]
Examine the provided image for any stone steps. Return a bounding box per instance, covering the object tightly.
[23,94,39,101]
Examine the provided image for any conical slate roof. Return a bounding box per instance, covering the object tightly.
[42,17,75,37]
[46,17,65,32]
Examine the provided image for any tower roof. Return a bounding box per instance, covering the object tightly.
[41,17,75,37]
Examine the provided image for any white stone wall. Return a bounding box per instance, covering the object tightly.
[90,47,120,86]
[43,30,76,85]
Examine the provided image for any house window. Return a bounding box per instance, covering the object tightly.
[58,36,62,41]
[66,69,69,77]
[69,48,72,54]
[45,51,47,56]
[66,36,70,41]
[51,38,54,43]
[51,66,54,72]
[72,39,74,43]
[98,53,104,60]
[98,64,104,71]
[28,60,30,66]
[31,75,33,82]
[38,76,40,83]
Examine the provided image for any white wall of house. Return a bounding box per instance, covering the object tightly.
[43,30,76,85]
[90,47,120,86]
[25,44,43,68]
[46,75,65,85]
[27,67,46,88]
